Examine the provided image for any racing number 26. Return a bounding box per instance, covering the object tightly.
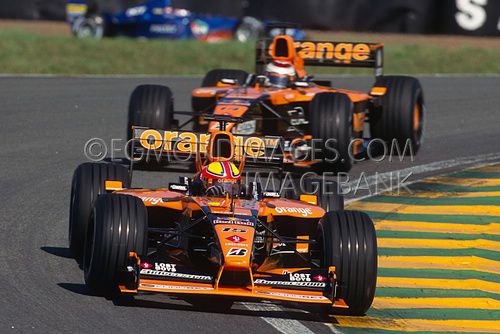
[227,248,247,257]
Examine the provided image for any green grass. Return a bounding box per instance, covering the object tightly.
[1,29,499,75]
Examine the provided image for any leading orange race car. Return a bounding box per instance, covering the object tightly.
[69,116,378,316]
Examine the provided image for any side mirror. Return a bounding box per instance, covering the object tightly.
[249,182,263,200]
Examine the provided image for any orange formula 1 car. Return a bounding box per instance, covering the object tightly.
[127,33,424,173]
[70,116,377,315]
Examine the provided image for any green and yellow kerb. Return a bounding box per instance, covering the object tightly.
[334,164,500,333]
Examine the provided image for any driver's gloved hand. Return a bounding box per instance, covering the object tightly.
[206,185,226,197]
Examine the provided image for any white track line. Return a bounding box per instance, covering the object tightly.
[345,152,500,203]
[242,302,319,334]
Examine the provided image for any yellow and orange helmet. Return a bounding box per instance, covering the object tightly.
[200,161,242,197]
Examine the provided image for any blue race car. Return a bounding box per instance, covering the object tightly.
[66,0,305,42]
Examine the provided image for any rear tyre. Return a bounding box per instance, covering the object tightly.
[192,69,249,131]
[127,85,174,141]
[281,188,299,200]
[369,76,424,154]
[314,211,377,315]
[303,179,344,212]
[69,163,130,262]
[309,93,354,173]
[83,194,148,295]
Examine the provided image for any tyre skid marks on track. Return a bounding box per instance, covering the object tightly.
[337,164,500,333]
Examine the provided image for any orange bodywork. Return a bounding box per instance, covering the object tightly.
[120,280,348,306]
[192,35,380,145]
[113,187,349,306]
[192,85,372,140]
[115,35,386,309]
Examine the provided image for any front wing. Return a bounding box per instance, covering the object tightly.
[120,252,348,307]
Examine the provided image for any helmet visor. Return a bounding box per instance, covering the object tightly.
[213,179,241,197]
[268,73,290,88]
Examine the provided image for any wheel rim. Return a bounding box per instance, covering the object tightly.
[413,102,424,146]
[413,104,420,132]
[77,25,94,38]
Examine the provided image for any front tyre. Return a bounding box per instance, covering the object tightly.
[314,211,377,315]
[83,194,148,295]
[305,179,344,212]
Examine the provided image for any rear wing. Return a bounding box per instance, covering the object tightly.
[256,39,384,77]
[131,127,284,169]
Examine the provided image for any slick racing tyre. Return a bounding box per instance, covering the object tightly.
[303,179,344,212]
[127,85,174,141]
[235,17,264,42]
[313,211,377,315]
[310,92,354,173]
[200,69,248,88]
[69,163,130,262]
[369,76,424,154]
[83,194,148,295]
[192,69,249,131]
[72,15,105,39]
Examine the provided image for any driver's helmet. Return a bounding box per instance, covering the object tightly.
[265,60,296,88]
[200,161,242,197]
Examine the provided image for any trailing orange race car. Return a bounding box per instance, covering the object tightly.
[69,116,377,315]
[127,31,424,172]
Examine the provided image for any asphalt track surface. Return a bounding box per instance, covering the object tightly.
[0,75,499,333]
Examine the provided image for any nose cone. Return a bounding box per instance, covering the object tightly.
[213,218,255,271]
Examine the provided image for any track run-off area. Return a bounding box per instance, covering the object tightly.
[0,75,499,333]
